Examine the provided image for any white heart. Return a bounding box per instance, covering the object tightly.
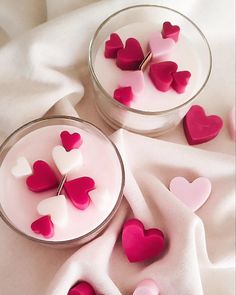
[11,157,32,178]
[89,188,110,211]
[52,145,83,175]
[37,195,68,227]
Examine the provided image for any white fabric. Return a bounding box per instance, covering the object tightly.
[0,1,235,295]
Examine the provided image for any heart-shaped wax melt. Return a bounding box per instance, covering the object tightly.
[149,61,178,92]
[64,177,95,210]
[183,105,223,145]
[169,176,212,211]
[133,279,159,295]
[26,160,59,192]
[104,33,124,58]
[116,38,144,71]
[89,188,110,212]
[228,106,236,140]
[60,131,83,152]
[37,195,68,227]
[118,70,145,95]
[113,87,133,106]
[31,215,54,238]
[122,219,165,263]
[172,71,191,93]
[68,281,96,295]
[149,32,175,62]
[11,157,32,178]
[162,21,180,42]
[52,145,83,175]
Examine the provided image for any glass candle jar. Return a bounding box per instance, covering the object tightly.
[89,5,212,136]
[0,116,124,247]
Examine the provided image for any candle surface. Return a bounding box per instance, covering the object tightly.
[0,125,122,241]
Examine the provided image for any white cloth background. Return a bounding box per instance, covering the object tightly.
[0,1,235,295]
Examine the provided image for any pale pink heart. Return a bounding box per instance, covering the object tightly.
[118,70,145,95]
[229,106,236,140]
[169,177,212,212]
[149,32,175,62]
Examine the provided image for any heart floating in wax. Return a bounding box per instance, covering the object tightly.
[228,106,236,141]
[183,105,223,145]
[104,33,124,59]
[26,160,59,192]
[133,279,160,295]
[68,281,96,295]
[169,176,212,211]
[118,70,145,95]
[172,70,191,93]
[161,21,180,42]
[52,145,83,175]
[11,156,32,178]
[37,195,68,227]
[89,187,110,212]
[116,38,144,71]
[64,177,96,210]
[113,86,134,106]
[31,215,54,238]
[122,219,165,263]
[149,61,178,92]
[60,130,83,152]
[149,32,175,62]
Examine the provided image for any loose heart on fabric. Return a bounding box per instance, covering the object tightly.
[64,177,96,210]
[11,156,32,178]
[60,130,83,152]
[37,195,68,227]
[31,215,54,238]
[183,105,223,145]
[228,106,236,140]
[133,279,160,295]
[68,281,96,295]
[169,176,212,211]
[52,145,83,175]
[122,219,165,263]
[116,38,144,71]
[26,160,59,192]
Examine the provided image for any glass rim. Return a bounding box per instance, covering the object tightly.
[88,4,212,115]
[0,115,125,246]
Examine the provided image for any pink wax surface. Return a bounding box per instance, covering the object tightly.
[0,125,123,241]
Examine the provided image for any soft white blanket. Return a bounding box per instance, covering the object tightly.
[0,1,235,294]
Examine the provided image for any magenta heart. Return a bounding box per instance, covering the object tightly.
[31,215,54,238]
[60,130,83,152]
[68,281,96,295]
[113,86,133,106]
[64,177,95,210]
[116,38,144,71]
[172,71,191,93]
[183,105,223,145]
[26,160,59,192]
[162,21,180,42]
[149,61,178,92]
[122,219,165,263]
[104,33,124,59]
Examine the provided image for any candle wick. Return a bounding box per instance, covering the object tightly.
[57,174,67,196]
[139,51,153,72]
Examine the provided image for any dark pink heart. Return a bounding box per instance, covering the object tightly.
[68,281,96,295]
[64,177,95,210]
[149,61,178,92]
[104,33,124,59]
[113,86,133,106]
[116,38,144,71]
[183,105,223,145]
[26,160,59,192]
[60,130,83,152]
[172,71,191,93]
[31,215,54,238]
[162,21,180,42]
[122,219,165,263]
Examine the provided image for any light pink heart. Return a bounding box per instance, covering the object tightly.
[229,106,236,141]
[169,177,212,212]
[149,32,175,62]
[118,70,145,95]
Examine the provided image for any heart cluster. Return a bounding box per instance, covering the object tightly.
[104,21,191,106]
[11,130,109,239]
